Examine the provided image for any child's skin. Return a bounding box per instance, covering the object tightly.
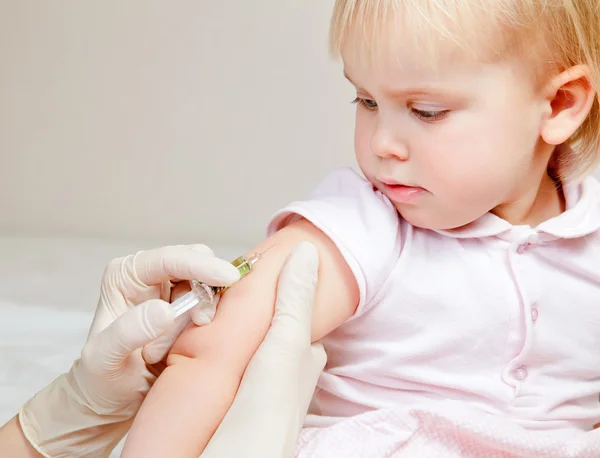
[121,6,597,457]
[121,220,359,457]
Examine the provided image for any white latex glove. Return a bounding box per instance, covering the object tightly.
[19,244,240,458]
[202,241,326,458]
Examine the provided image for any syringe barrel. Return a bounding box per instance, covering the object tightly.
[231,255,253,278]
[169,253,260,317]
[215,254,258,295]
[170,281,216,317]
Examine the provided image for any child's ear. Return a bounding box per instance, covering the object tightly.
[540,65,596,145]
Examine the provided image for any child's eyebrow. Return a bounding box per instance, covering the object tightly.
[343,70,464,100]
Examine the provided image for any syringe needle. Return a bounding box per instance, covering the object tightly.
[259,245,275,257]
[245,245,276,267]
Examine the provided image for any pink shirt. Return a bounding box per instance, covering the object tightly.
[267,167,600,433]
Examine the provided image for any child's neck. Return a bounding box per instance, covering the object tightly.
[491,171,565,228]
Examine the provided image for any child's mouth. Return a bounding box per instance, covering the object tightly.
[381,183,426,203]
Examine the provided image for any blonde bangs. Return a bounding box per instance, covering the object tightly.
[329,0,541,67]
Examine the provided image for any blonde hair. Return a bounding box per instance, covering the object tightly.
[329,0,600,182]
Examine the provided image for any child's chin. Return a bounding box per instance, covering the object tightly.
[395,206,436,229]
[396,205,472,231]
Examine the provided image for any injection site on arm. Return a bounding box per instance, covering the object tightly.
[170,248,274,323]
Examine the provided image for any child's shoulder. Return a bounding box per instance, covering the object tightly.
[305,166,398,215]
[268,167,401,232]
[267,167,403,313]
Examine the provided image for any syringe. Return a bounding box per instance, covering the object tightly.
[170,249,270,319]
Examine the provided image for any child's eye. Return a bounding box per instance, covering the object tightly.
[352,97,378,111]
[411,107,449,122]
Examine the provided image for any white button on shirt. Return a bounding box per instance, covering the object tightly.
[268,168,600,433]
[515,366,529,382]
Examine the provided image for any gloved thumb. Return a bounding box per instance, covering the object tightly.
[266,241,319,347]
[95,299,175,365]
[142,311,193,365]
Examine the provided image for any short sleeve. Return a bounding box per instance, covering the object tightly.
[267,167,402,316]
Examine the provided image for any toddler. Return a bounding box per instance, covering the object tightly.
[122,0,600,456]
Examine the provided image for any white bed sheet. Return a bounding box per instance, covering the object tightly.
[0,235,246,456]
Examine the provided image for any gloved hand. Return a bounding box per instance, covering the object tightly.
[201,242,326,458]
[19,244,240,458]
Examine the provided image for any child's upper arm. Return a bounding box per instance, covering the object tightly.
[169,168,402,371]
[169,217,359,368]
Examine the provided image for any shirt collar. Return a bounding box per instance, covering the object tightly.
[433,176,600,243]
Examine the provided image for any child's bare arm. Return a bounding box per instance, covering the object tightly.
[121,219,359,457]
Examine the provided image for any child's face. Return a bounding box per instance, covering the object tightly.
[343,37,552,230]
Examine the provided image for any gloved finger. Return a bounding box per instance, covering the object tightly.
[189,244,214,255]
[142,282,194,364]
[145,244,216,284]
[190,292,219,326]
[266,242,320,346]
[142,312,192,364]
[93,299,174,367]
[133,245,240,287]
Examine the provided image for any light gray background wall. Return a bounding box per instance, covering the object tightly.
[0,1,356,247]
[2,2,598,248]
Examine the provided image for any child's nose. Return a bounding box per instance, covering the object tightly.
[370,122,409,161]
